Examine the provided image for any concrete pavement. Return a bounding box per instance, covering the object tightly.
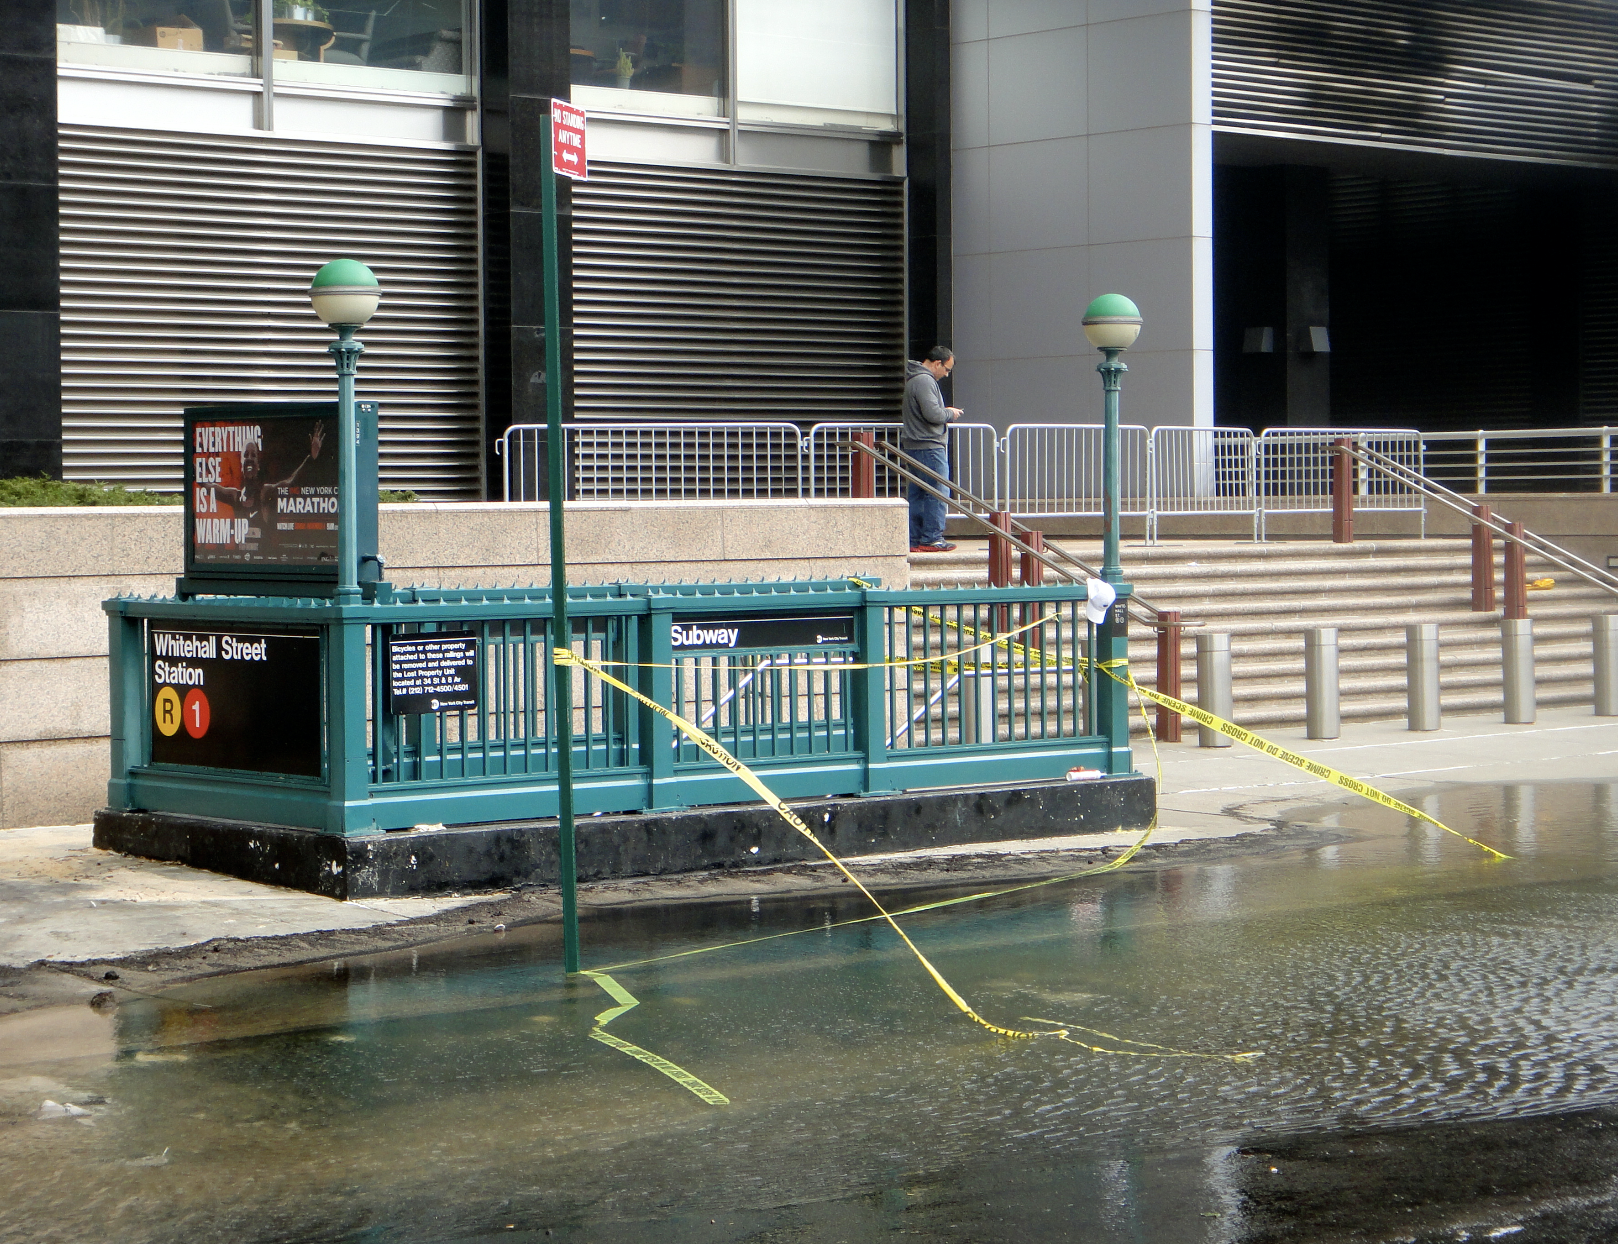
[1,704,1614,970]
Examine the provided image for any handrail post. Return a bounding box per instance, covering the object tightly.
[1504,520,1528,621]
[1331,436,1354,543]
[852,430,876,499]
[1020,529,1045,649]
[1471,502,1495,611]
[989,511,1014,587]
[1155,610,1182,742]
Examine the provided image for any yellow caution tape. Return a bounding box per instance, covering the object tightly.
[1528,577,1555,591]
[1096,659,1510,861]
[557,646,1257,1063]
[578,968,730,1106]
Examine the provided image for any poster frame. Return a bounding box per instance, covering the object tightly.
[177,401,381,598]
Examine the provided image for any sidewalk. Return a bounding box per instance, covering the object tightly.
[2,705,1614,972]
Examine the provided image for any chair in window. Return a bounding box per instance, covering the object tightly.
[372,27,462,73]
[324,10,376,65]
[185,0,253,52]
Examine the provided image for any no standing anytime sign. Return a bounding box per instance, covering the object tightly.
[552,101,587,180]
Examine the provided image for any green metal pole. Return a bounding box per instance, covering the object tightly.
[330,326,363,602]
[1098,346,1126,585]
[542,113,579,976]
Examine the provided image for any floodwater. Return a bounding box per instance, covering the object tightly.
[6,782,1618,1244]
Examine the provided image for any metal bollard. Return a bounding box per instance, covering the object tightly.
[958,665,998,745]
[1304,627,1340,740]
[1196,632,1233,748]
[1596,614,1618,717]
[1407,623,1441,731]
[1502,617,1535,724]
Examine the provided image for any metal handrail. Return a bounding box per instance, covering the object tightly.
[851,438,1192,630]
[1346,442,1618,598]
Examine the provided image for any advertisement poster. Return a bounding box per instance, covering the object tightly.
[149,627,322,777]
[191,415,339,567]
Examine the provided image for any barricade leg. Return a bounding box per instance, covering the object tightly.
[1407,622,1441,731]
[1502,617,1535,724]
[1471,503,1495,611]
[1155,610,1182,743]
[1196,632,1233,748]
[1304,627,1340,740]
[1595,614,1618,717]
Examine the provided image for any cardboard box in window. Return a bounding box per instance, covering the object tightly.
[127,16,204,51]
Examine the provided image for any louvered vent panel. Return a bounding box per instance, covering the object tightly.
[569,162,906,421]
[58,125,481,497]
[1214,0,1618,166]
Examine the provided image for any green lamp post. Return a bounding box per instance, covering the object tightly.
[1081,293,1142,585]
[309,259,381,601]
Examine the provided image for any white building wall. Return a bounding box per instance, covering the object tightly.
[950,0,1212,429]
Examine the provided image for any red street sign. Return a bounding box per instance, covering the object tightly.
[551,100,587,181]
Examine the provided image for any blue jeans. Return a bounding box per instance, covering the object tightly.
[905,442,950,546]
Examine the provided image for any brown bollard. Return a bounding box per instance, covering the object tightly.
[852,431,875,499]
[1331,437,1354,544]
[1020,529,1045,648]
[988,511,1014,587]
[1471,502,1495,611]
[1504,520,1528,621]
[1156,610,1183,742]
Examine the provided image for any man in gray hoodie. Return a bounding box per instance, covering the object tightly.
[902,347,963,551]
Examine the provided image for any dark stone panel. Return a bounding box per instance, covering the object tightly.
[904,0,952,359]
[507,0,570,100]
[509,319,575,429]
[0,182,60,314]
[0,53,57,185]
[0,438,62,478]
[0,310,60,446]
[480,0,510,119]
[93,775,1157,898]
[0,4,57,60]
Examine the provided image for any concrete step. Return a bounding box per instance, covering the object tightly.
[902,535,1616,727]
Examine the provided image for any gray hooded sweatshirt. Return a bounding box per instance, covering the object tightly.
[902,359,950,448]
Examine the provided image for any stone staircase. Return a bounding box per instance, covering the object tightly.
[907,537,1615,729]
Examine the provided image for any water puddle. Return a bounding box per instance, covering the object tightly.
[4,781,1618,1242]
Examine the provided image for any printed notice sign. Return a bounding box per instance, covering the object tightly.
[386,634,480,715]
[149,627,322,776]
[551,100,587,180]
[190,415,339,567]
[670,615,856,653]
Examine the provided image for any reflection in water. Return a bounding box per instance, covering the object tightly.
[2,782,1617,1243]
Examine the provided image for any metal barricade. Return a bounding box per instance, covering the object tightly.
[1146,426,1257,543]
[497,424,567,502]
[568,421,806,500]
[1001,422,1150,519]
[1419,426,1618,495]
[1256,428,1424,539]
[804,422,1000,503]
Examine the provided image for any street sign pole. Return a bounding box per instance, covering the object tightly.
[543,104,579,976]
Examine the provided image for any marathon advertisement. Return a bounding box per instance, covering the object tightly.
[149,626,323,777]
[189,415,339,567]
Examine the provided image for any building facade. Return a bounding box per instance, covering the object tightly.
[3,1,1617,498]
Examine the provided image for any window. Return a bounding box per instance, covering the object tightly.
[570,0,726,119]
[56,0,473,96]
[736,0,898,130]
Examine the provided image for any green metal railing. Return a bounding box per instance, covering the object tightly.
[105,579,1132,835]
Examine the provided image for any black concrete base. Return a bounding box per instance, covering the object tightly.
[92,775,1155,900]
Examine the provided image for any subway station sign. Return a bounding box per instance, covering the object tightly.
[670,614,855,652]
[149,626,322,777]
